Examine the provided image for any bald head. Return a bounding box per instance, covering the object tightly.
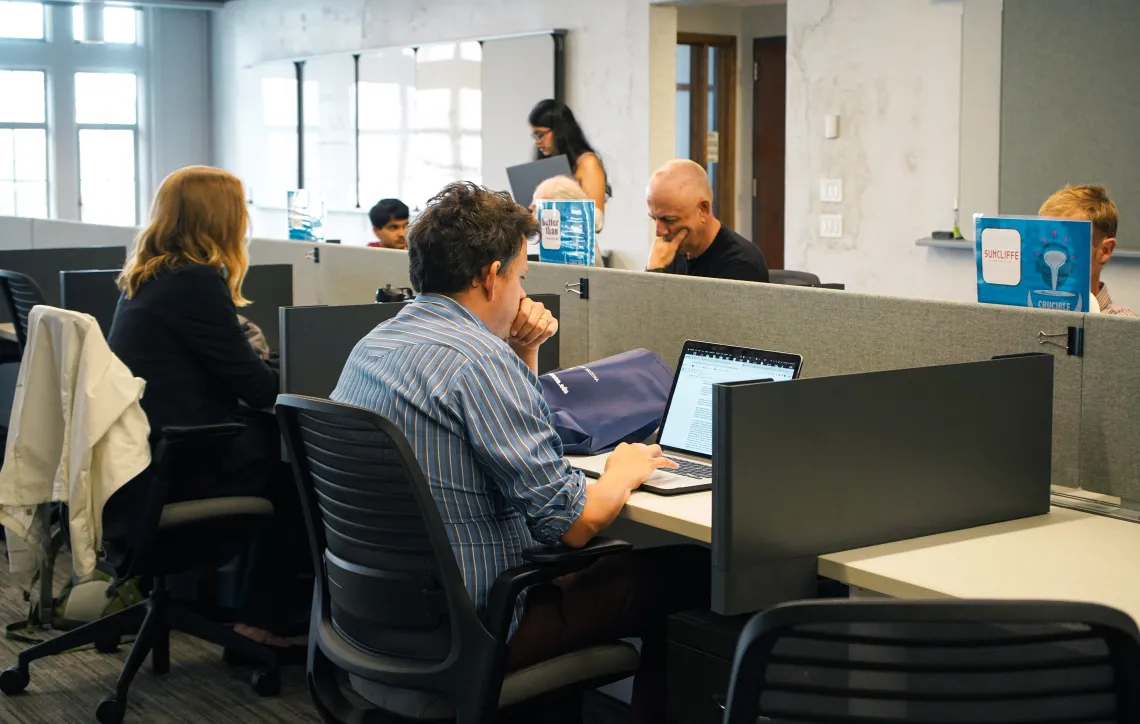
[648,159,713,204]
[646,158,719,254]
[533,175,588,202]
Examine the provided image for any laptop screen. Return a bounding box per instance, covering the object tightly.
[658,344,800,458]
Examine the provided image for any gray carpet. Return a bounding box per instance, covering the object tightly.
[0,547,628,724]
[0,553,317,723]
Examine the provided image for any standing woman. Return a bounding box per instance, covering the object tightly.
[108,166,304,653]
[528,99,610,233]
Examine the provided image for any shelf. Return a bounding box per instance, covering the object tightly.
[915,237,1140,260]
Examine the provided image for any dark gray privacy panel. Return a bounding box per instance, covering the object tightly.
[587,269,1084,487]
[1000,0,1140,249]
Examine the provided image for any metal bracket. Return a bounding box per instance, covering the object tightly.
[565,278,589,300]
[305,247,320,264]
[1037,326,1083,357]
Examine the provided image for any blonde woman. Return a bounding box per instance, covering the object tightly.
[109,166,303,654]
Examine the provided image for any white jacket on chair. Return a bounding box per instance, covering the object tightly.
[0,306,151,577]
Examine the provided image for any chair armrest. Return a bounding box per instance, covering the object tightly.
[484,537,632,643]
[521,537,632,564]
[158,423,247,441]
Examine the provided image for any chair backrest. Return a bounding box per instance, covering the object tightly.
[0,270,46,352]
[275,396,495,693]
[769,269,822,286]
[723,599,1140,724]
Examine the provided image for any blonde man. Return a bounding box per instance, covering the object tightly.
[531,175,605,266]
[1039,184,1134,316]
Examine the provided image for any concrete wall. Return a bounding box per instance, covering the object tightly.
[211,0,660,269]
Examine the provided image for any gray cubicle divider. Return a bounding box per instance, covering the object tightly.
[248,239,413,309]
[58,264,295,350]
[0,246,127,325]
[1079,314,1140,501]
[587,268,1085,488]
[280,294,561,400]
[59,269,120,335]
[524,261,591,369]
[711,355,1054,616]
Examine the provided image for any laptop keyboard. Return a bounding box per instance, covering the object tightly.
[666,457,712,480]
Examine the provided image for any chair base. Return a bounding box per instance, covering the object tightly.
[2,577,282,723]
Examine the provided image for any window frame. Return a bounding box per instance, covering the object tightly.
[676,33,737,225]
[0,2,148,224]
[0,67,50,217]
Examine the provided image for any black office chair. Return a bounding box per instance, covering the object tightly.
[275,395,641,724]
[721,598,1140,724]
[768,269,822,286]
[0,423,284,724]
[0,269,47,353]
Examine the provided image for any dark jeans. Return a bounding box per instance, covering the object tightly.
[506,545,710,724]
[174,409,309,635]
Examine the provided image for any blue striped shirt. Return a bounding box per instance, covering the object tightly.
[331,294,587,634]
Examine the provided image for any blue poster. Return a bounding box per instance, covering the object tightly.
[975,215,1091,313]
[287,190,325,242]
[536,199,595,266]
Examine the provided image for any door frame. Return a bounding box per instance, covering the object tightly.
[677,32,736,226]
[751,35,786,269]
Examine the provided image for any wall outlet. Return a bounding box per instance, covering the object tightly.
[820,178,843,203]
[820,214,843,238]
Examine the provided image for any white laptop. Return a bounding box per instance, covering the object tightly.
[570,340,803,495]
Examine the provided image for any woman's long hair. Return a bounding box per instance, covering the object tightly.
[528,99,612,198]
[119,165,252,306]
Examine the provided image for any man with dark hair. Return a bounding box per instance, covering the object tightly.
[333,182,708,724]
[367,198,409,249]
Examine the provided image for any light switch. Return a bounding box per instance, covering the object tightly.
[820,214,843,238]
[820,178,843,203]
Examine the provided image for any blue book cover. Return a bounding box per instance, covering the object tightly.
[975,215,1091,312]
[536,199,595,266]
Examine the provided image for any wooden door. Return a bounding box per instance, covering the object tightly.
[752,37,786,269]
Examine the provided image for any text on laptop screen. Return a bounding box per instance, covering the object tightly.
[658,349,797,457]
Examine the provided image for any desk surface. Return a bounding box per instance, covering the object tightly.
[0,323,14,342]
[570,455,713,543]
[820,507,1140,622]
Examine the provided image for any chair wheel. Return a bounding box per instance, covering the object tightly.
[95,696,126,724]
[0,666,29,695]
[95,635,120,654]
[251,669,280,697]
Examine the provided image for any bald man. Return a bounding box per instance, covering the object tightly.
[646,159,768,283]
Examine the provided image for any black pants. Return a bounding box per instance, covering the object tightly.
[507,545,710,724]
[174,409,309,634]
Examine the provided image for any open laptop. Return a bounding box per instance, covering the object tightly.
[571,340,803,495]
[507,154,574,206]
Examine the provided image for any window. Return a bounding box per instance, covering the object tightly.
[75,72,138,225]
[0,70,48,216]
[0,2,44,40]
[676,34,736,223]
[73,5,139,44]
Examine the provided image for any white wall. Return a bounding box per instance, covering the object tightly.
[212,0,658,268]
[676,3,786,238]
[784,0,969,300]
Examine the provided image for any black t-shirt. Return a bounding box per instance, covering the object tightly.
[662,224,769,282]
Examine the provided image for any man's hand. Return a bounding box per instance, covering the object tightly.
[603,442,677,490]
[509,298,558,354]
[647,229,688,270]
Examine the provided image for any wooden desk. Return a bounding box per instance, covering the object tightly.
[819,507,1140,623]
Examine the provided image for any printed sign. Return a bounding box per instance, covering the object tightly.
[534,199,595,266]
[287,190,325,242]
[975,215,1091,313]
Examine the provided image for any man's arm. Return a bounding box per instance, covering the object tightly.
[454,355,674,548]
[560,443,676,548]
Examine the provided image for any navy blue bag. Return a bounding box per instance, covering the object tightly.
[539,349,674,455]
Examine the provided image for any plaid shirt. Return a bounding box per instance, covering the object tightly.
[1097,284,1136,317]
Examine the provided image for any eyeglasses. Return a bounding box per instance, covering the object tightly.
[530,129,551,142]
